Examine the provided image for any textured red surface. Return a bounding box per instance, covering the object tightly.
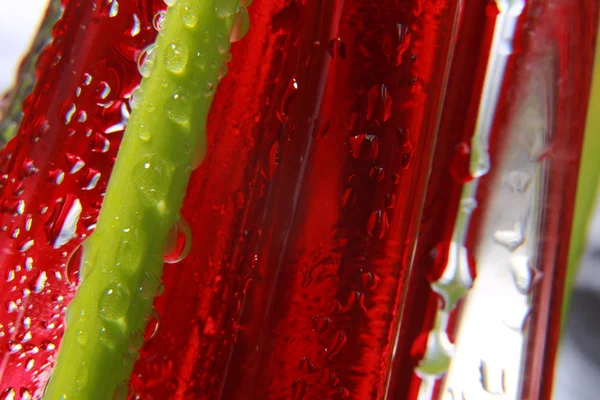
[0,1,163,397]
[0,0,597,399]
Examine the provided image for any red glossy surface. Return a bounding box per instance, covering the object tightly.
[0,0,597,399]
[0,0,163,397]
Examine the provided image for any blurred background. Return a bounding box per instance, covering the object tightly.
[0,1,599,399]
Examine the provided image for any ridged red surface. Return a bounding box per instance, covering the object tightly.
[0,0,597,399]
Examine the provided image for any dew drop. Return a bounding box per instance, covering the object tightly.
[75,362,88,392]
[230,7,250,43]
[0,388,15,400]
[165,40,189,74]
[163,0,176,6]
[179,0,198,27]
[144,309,160,340]
[132,156,174,207]
[164,218,192,264]
[66,245,83,285]
[291,379,307,400]
[327,37,347,59]
[348,133,379,160]
[164,90,192,125]
[215,1,237,19]
[99,324,117,349]
[277,77,299,123]
[128,329,144,353]
[99,283,130,321]
[326,331,347,361]
[138,44,158,78]
[153,10,167,31]
[130,13,141,36]
[108,0,119,17]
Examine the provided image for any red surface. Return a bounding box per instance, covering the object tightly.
[0,0,164,397]
[0,0,597,399]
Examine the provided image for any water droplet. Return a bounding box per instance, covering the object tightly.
[99,324,117,349]
[164,218,192,263]
[179,0,198,27]
[366,84,392,122]
[33,271,47,293]
[230,7,250,42]
[130,13,141,36]
[75,362,88,391]
[163,0,176,6]
[291,379,307,400]
[116,227,144,276]
[366,209,389,239]
[66,153,85,174]
[430,242,475,311]
[276,77,298,123]
[0,388,15,400]
[49,196,82,249]
[138,273,160,300]
[348,133,379,160]
[504,170,532,193]
[128,329,144,353]
[17,239,34,252]
[215,1,237,19]
[327,37,347,59]
[164,90,192,125]
[99,81,111,100]
[361,272,382,290]
[132,156,174,208]
[326,331,347,361]
[64,104,76,124]
[165,40,189,74]
[66,245,83,286]
[19,388,32,400]
[91,132,110,153]
[144,309,160,340]
[218,61,229,81]
[479,359,506,395]
[298,357,316,373]
[312,315,332,334]
[493,222,524,251]
[99,283,130,321]
[138,44,158,78]
[450,142,473,183]
[108,0,119,17]
[153,10,167,31]
[83,170,101,190]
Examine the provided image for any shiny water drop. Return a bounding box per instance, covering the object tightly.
[479,359,506,395]
[99,324,117,349]
[138,273,160,300]
[325,331,347,361]
[74,361,89,392]
[291,379,307,400]
[327,37,347,59]
[138,44,158,78]
[153,10,167,31]
[179,0,198,27]
[164,218,192,263]
[493,222,524,251]
[132,156,174,207]
[165,40,189,74]
[215,1,237,19]
[108,0,119,17]
[0,388,15,400]
[128,329,144,353]
[164,90,192,125]
[99,283,130,321]
[66,153,85,174]
[19,388,31,400]
[137,123,151,142]
[144,308,160,340]
[348,133,379,160]
[230,7,250,42]
[130,13,141,36]
[52,196,82,249]
[504,170,532,193]
[366,209,389,239]
[277,77,299,123]
[66,245,83,285]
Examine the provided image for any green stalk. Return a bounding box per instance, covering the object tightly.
[44,0,245,398]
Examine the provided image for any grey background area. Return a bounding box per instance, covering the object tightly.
[0,2,599,399]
